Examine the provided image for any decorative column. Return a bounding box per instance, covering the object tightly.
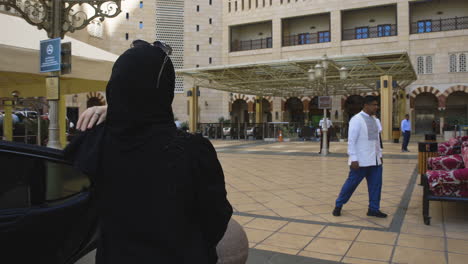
[247,101,255,124]
[189,87,199,132]
[302,99,310,124]
[380,75,393,141]
[255,96,263,123]
[439,108,445,136]
[281,100,286,122]
[2,100,13,141]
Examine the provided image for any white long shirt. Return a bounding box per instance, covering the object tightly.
[348,111,383,167]
[319,119,333,129]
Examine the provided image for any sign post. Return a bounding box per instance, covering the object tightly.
[40,38,61,73]
[319,96,332,156]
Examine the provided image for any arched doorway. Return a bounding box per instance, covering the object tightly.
[261,99,272,122]
[415,92,438,134]
[445,91,468,127]
[231,99,248,124]
[86,92,106,108]
[284,97,304,123]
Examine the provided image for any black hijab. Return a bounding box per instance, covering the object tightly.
[106,42,176,151]
[64,41,176,174]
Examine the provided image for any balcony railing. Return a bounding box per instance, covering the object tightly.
[410,16,468,34]
[282,31,331,47]
[231,37,272,52]
[342,24,397,40]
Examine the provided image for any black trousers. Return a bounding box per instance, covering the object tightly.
[402,131,411,151]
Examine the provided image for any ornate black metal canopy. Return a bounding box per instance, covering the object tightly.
[0,0,121,38]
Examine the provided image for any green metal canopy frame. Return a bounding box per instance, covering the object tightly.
[176,51,417,97]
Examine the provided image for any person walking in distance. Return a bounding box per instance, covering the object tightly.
[332,96,387,218]
[318,117,333,154]
[401,114,411,152]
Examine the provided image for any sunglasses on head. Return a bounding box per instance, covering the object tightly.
[131,39,173,55]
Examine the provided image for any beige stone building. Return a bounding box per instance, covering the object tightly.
[183,0,467,136]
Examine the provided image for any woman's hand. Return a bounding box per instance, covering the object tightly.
[77,105,108,131]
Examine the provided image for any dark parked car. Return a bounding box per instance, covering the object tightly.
[0,140,97,264]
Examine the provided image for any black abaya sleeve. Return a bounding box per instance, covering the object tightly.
[195,136,233,247]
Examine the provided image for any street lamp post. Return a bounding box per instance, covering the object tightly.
[0,0,122,149]
[308,55,349,156]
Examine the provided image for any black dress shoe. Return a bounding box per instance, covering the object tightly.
[332,207,342,216]
[367,210,387,218]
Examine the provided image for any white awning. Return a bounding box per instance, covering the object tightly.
[0,14,119,97]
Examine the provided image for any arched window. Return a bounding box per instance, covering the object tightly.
[417,56,424,74]
[416,56,433,74]
[425,56,433,74]
[449,54,457,72]
[459,54,467,72]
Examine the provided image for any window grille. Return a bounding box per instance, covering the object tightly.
[460,54,467,72]
[318,31,330,43]
[378,24,391,37]
[425,56,433,74]
[416,56,433,74]
[417,20,432,33]
[417,56,424,74]
[448,53,468,73]
[450,54,457,72]
[156,0,185,93]
[356,27,369,39]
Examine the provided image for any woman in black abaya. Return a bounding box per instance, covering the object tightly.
[66,41,232,264]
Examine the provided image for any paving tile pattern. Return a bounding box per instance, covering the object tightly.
[213,140,468,264]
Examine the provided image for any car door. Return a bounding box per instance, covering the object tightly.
[0,141,98,264]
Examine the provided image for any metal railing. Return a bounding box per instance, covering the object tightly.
[230,37,273,52]
[197,122,343,141]
[342,24,397,40]
[282,32,331,47]
[410,16,468,34]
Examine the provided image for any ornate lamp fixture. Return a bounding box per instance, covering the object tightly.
[307,54,349,156]
[0,0,122,38]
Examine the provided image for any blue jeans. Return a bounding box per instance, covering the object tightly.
[402,131,411,151]
[335,165,383,211]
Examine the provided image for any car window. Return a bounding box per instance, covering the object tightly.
[0,152,36,209]
[0,151,90,210]
[45,160,90,201]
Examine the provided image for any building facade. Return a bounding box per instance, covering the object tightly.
[185,0,468,135]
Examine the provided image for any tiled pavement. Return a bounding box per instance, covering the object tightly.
[77,140,468,264]
[211,140,468,264]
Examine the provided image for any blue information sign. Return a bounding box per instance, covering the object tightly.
[40,38,61,73]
